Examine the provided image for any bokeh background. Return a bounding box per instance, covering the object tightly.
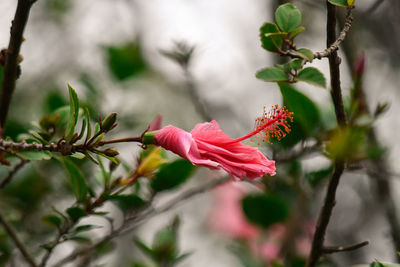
[1,0,400,266]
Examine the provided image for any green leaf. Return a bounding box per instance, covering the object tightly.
[42,214,62,228]
[173,252,192,264]
[369,261,400,267]
[106,194,145,213]
[68,235,92,244]
[97,156,109,187]
[17,151,52,161]
[264,32,287,38]
[274,119,306,148]
[78,119,86,140]
[328,0,350,7]
[73,224,101,233]
[52,106,70,132]
[106,43,147,81]
[288,26,305,39]
[95,151,119,164]
[65,85,80,140]
[84,151,99,165]
[84,108,92,143]
[151,159,196,192]
[28,130,49,144]
[66,206,86,222]
[296,67,326,88]
[275,3,302,33]
[325,127,368,161]
[279,82,321,135]
[276,59,303,73]
[294,48,314,62]
[134,238,155,259]
[256,67,288,82]
[70,152,85,159]
[62,158,88,202]
[242,194,289,228]
[152,226,178,261]
[306,166,333,188]
[287,59,303,71]
[260,23,283,52]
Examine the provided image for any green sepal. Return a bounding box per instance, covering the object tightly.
[143,131,158,145]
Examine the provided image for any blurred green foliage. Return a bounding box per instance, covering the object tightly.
[106,43,147,81]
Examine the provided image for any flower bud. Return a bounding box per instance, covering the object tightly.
[101,112,117,132]
[354,53,366,77]
[103,148,119,157]
[109,156,120,171]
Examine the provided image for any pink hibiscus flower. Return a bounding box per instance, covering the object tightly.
[209,182,260,239]
[146,105,293,180]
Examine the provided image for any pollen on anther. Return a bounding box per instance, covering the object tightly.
[253,105,294,144]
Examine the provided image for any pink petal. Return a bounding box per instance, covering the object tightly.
[148,114,163,131]
[154,125,219,169]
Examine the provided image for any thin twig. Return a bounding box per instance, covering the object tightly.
[0,159,27,188]
[323,240,369,254]
[52,177,230,267]
[306,162,345,267]
[0,135,142,155]
[39,231,64,267]
[98,136,142,145]
[0,0,36,134]
[0,211,38,267]
[314,8,354,60]
[306,2,349,266]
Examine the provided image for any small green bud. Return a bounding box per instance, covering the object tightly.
[101,112,117,132]
[103,148,119,157]
[142,131,158,145]
[109,156,121,171]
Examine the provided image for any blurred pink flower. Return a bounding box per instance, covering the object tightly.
[209,182,260,239]
[253,224,285,261]
[148,114,163,131]
[152,106,292,179]
[354,52,366,77]
[208,181,314,264]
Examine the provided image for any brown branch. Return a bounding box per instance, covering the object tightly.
[0,135,142,156]
[0,159,27,188]
[306,2,349,266]
[52,176,230,267]
[306,162,345,266]
[0,211,38,267]
[0,0,36,134]
[314,8,354,60]
[97,136,142,145]
[322,240,369,254]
